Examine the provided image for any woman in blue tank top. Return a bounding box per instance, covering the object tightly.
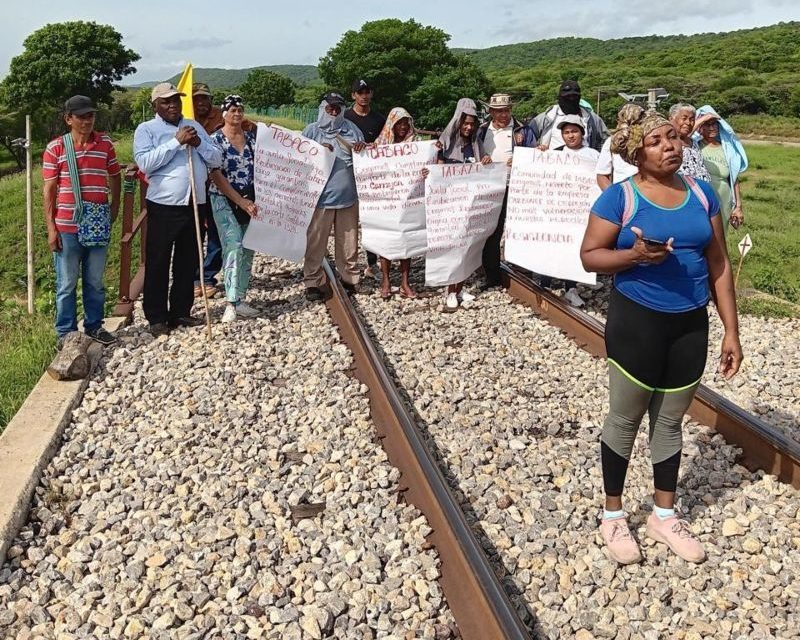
[579,111,742,566]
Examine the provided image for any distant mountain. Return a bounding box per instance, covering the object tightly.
[126,65,320,89]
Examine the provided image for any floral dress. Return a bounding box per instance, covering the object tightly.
[679,142,711,182]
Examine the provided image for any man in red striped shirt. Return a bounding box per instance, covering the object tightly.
[43,95,121,346]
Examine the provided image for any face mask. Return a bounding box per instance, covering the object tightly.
[319,108,344,130]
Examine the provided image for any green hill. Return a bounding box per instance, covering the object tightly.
[128,64,320,88]
[457,22,800,123]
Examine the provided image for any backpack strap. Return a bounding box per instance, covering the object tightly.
[62,134,83,212]
[620,179,636,227]
[683,174,710,214]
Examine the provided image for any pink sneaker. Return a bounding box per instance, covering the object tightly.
[600,516,642,565]
[646,513,706,563]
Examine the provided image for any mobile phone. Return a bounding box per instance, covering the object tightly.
[642,237,667,247]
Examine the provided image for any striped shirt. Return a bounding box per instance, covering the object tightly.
[42,132,120,233]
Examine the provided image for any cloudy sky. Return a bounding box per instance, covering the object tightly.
[2,0,797,82]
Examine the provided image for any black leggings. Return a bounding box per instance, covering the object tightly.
[601,289,708,496]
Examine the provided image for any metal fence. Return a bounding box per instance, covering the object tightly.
[252,106,318,125]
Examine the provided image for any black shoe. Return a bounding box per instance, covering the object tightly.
[149,322,170,337]
[479,279,501,291]
[341,281,361,294]
[169,316,204,328]
[305,287,324,302]
[85,327,117,346]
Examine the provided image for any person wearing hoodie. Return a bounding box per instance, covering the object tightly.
[533,80,609,152]
[301,92,367,301]
[476,93,538,289]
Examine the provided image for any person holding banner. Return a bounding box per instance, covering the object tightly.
[302,92,367,301]
[434,98,493,309]
[533,80,609,152]
[208,95,259,323]
[133,82,222,336]
[580,112,742,564]
[372,107,420,299]
[477,93,538,290]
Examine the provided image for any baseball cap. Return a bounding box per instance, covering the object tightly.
[351,79,372,93]
[556,114,585,132]
[322,92,346,107]
[64,95,96,116]
[192,83,212,97]
[559,80,581,95]
[150,82,185,102]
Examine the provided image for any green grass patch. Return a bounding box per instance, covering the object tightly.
[729,144,800,307]
[0,301,57,427]
[728,115,800,140]
[737,295,798,319]
[245,113,306,131]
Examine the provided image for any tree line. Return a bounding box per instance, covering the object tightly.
[2,18,799,164]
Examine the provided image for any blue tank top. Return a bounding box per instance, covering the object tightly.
[590,177,720,313]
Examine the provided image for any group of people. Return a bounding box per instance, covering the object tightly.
[45,76,745,566]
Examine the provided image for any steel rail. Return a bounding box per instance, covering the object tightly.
[501,263,800,489]
[323,260,532,640]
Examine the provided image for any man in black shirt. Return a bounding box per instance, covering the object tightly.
[344,79,386,280]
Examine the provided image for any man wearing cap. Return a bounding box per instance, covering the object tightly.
[344,79,386,282]
[43,95,121,346]
[133,82,222,336]
[533,80,609,152]
[301,92,366,301]
[476,93,538,289]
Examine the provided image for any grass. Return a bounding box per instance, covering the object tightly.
[731,144,800,306]
[245,114,306,131]
[728,115,800,140]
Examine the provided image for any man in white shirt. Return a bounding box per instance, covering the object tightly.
[476,94,538,289]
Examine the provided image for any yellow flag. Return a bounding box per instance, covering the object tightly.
[175,63,194,121]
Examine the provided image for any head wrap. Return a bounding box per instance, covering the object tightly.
[221,94,244,119]
[611,111,672,165]
[316,98,347,137]
[376,107,417,145]
[617,103,645,127]
[558,80,581,116]
[438,98,482,163]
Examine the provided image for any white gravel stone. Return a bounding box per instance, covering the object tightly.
[0,255,454,639]
[350,257,800,639]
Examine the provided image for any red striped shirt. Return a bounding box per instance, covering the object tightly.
[42,132,121,233]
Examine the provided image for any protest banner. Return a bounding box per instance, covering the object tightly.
[243,123,335,262]
[354,140,438,260]
[424,163,507,286]
[505,147,600,285]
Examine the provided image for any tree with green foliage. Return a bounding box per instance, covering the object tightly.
[239,70,295,110]
[319,19,494,128]
[1,22,139,115]
[408,59,495,129]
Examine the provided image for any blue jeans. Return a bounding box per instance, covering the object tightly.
[53,232,107,337]
[195,205,222,286]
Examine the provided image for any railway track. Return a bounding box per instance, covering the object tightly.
[501,262,800,490]
[322,260,531,640]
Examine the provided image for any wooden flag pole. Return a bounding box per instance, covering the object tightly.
[25,115,34,314]
[187,148,213,340]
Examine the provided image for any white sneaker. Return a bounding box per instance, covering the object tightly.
[221,304,237,323]
[459,290,476,303]
[445,292,459,309]
[236,302,260,318]
[564,287,585,308]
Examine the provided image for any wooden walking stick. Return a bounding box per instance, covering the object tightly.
[734,233,752,290]
[187,148,213,340]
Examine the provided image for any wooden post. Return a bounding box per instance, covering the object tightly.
[25,115,34,315]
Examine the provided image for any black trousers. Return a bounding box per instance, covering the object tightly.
[481,190,508,284]
[143,199,203,325]
[366,250,378,267]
